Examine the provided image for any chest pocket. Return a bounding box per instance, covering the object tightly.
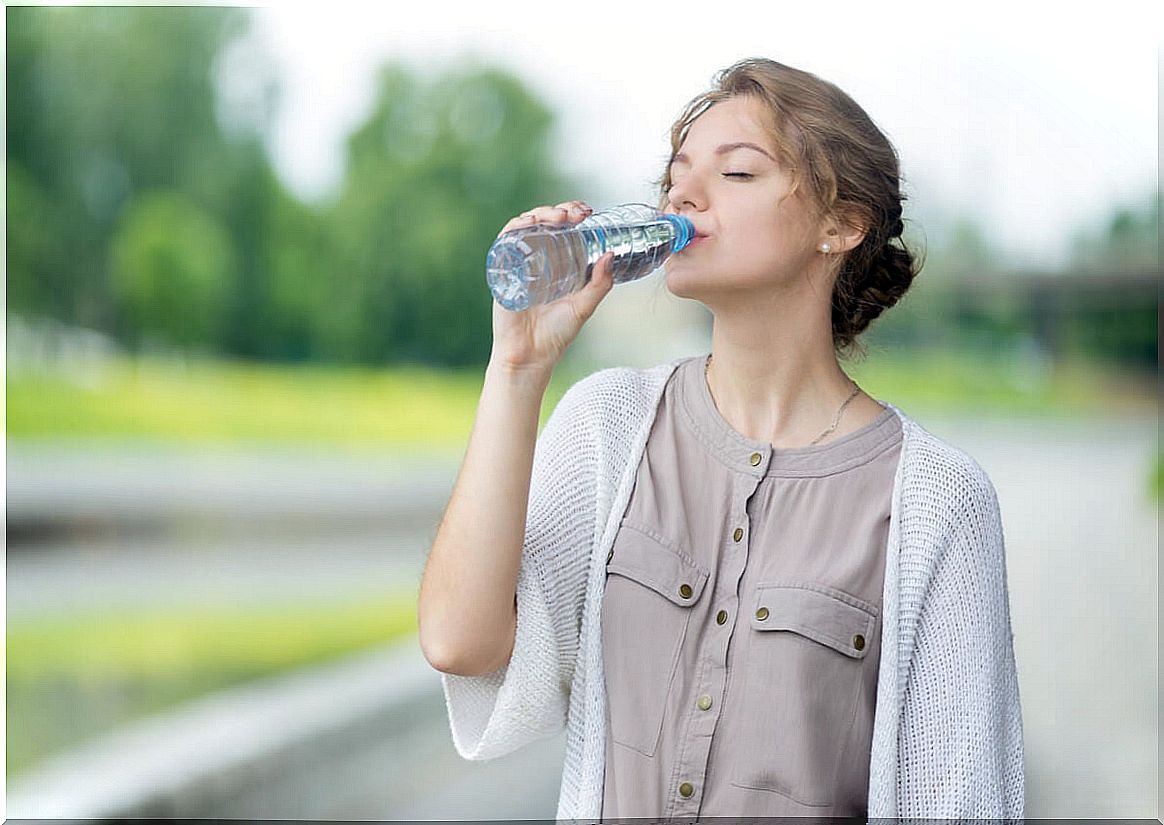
[730,582,878,806]
[601,522,708,757]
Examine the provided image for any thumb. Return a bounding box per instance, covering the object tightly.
[568,252,615,323]
[590,251,616,296]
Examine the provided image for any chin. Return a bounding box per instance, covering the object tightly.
[663,264,701,300]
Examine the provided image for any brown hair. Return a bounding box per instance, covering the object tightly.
[656,57,923,360]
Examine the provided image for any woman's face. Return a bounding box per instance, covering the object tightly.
[663,95,826,300]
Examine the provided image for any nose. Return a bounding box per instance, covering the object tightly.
[665,173,706,215]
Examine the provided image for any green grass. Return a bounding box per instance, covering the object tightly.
[847,345,1154,418]
[7,591,419,777]
[1152,451,1164,504]
[5,356,592,452]
[6,349,1155,450]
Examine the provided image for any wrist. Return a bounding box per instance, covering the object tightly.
[485,357,552,395]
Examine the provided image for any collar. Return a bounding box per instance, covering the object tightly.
[674,354,902,478]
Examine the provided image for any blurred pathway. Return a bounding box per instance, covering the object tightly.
[6,446,462,619]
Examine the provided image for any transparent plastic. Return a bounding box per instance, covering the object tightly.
[485,203,695,311]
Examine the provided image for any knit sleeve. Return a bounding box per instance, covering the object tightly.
[896,464,1026,819]
[440,375,597,761]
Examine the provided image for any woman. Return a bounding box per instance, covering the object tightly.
[418,58,1025,820]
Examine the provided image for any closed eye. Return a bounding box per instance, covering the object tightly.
[723,172,754,180]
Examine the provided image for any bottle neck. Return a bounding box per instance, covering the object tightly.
[661,214,695,251]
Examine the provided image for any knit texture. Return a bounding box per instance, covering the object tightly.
[440,356,1025,820]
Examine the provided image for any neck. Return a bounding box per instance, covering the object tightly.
[704,299,863,448]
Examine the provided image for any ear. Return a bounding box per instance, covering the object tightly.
[821,208,869,254]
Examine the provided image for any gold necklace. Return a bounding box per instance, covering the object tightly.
[705,353,861,446]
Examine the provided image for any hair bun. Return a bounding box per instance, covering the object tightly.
[831,237,918,358]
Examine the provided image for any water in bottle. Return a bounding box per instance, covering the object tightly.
[486,203,695,311]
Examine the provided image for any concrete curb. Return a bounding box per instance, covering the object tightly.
[6,637,440,819]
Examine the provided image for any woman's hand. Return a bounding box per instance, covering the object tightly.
[489,200,615,381]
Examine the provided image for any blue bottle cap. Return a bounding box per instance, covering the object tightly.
[661,214,695,252]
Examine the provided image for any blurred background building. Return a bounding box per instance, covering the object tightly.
[5,2,1160,820]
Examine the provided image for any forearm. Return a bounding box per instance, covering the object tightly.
[418,359,551,676]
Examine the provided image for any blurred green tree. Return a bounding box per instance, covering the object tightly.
[5,6,294,359]
[109,191,236,348]
[1068,189,1159,272]
[322,62,577,367]
[7,8,578,369]
[6,7,255,332]
[6,162,64,317]
[261,189,335,362]
[1060,190,1160,368]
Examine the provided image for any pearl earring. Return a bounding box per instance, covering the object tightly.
[819,243,832,253]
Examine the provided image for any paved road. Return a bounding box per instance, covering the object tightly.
[6,526,436,619]
[6,444,463,541]
[6,445,460,618]
[6,411,1159,818]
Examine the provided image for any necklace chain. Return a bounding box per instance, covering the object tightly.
[705,354,861,446]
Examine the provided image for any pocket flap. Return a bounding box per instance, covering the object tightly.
[750,583,877,659]
[606,523,708,607]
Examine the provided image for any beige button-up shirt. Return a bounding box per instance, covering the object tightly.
[600,354,903,818]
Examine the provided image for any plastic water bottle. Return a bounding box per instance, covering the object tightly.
[486,203,695,311]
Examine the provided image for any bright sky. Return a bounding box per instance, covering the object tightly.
[241,0,1161,270]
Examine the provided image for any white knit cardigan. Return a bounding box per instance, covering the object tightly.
[441,356,1025,820]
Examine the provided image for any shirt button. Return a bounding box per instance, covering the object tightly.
[697,694,712,710]
[679,781,694,798]
[749,452,762,466]
[732,527,744,542]
[854,633,866,651]
[679,583,693,599]
[756,606,769,621]
[716,610,728,625]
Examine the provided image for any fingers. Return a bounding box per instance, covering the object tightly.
[554,200,593,221]
[528,201,592,225]
[498,201,593,237]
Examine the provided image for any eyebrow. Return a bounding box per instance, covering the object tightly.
[671,142,777,165]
